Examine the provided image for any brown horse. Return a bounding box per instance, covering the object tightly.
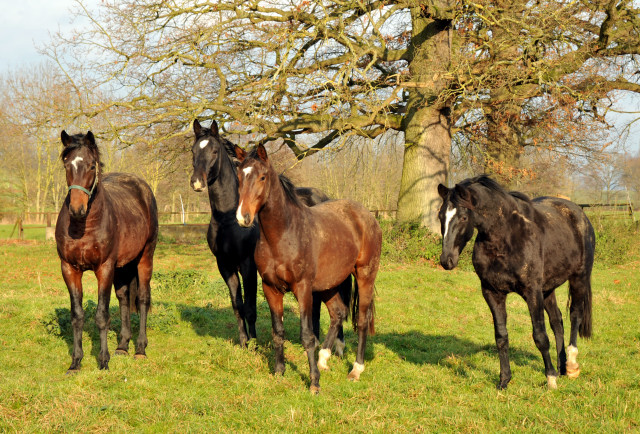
[235,144,382,394]
[55,131,158,373]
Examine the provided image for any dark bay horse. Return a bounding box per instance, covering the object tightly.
[56,131,158,373]
[235,144,382,394]
[437,176,594,389]
[189,120,350,350]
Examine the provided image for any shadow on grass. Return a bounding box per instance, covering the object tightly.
[373,330,542,382]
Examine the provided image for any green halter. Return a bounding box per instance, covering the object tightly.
[68,169,99,198]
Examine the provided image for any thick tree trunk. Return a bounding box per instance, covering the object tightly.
[396,8,452,234]
[397,107,451,232]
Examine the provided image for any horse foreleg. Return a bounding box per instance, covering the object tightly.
[482,286,511,389]
[263,283,286,375]
[544,291,566,376]
[135,248,153,358]
[526,289,558,389]
[62,262,84,373]
[239,257,258,341]
[294,281,321,394]
[95,262,115,370]
[219,264,249,347]
[311,292,322,347]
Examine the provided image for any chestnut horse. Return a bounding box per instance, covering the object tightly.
[235,144,381,394]
[189,119,350,351]
[56,131,158,373]
[438,176,594,389]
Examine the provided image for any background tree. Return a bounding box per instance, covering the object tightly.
[46,0,640,232]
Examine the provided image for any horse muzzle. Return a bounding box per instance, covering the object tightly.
[440,251,459,270]
[190,176,205,192]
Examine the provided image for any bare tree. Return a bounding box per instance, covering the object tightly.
[45,0,640,232]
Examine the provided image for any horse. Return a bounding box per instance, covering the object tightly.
[437,175,594,389]
[235,144,382,394]
[55,130,158,373]
[189,120,350,351]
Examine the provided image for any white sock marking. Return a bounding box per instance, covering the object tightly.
[70,156,83,170]
[444,206,457,239]
[199,139,209,149]
[318,348,331,370]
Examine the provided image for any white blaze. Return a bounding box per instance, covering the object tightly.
[443,206,457,239]
[70,156,83,170]
[199,139,209,149]
[243,167,253,176]
[236,200,245,224]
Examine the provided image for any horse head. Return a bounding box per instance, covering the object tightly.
[437,182,476,270]
[190,119,237,192]
[234,144,272,227]
[60,130,101,219]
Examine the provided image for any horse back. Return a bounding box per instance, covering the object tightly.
[533,197,595,286]
[103,173,158,265]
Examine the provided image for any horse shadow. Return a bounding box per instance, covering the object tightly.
[47,301,133,369]
[372,329,541,381]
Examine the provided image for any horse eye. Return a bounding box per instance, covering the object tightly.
[460,215,468,222]
[260,175,266,181]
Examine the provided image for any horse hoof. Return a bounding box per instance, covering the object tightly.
[134,354,147,360]
[566,364,580,379]
[334,340,345,358]
[66,369,79,375]
[547,375,558,389]
[309,385,320,395]
[114,349,129,356]
[347,362,365,381]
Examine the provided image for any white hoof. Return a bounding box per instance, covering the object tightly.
[347,362,365,381]
[566,345,580,379]
[318,348,331,371]
[547,375,558,389]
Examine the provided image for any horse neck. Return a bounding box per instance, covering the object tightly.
[207,154,238,217]
[473,189,522,239]
[258,170,303,245]
[66,182,108,233]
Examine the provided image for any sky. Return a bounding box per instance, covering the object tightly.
[0,0,94,70]
[1,0,639,155]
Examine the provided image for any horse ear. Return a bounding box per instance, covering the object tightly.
[234,145,247,162]
[437,183,449,199]
[85,131,96,145]
[210,120,219,137]
[454,184,476,209]
[61,130,72,147]
[256,144,268,162]
[193,119,202,136]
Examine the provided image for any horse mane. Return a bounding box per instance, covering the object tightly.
[245,148,302,207]
[463,175,531,203]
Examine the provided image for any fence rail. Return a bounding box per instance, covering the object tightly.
[1,202,636,241]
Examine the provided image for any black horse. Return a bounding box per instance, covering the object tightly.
[437,176,594,389]
[190,120,349,351]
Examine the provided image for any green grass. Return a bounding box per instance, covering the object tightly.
[1,239,639,431]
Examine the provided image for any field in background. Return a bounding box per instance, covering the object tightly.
[0,239,639,431]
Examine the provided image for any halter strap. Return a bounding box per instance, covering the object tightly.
[68,170,99,198]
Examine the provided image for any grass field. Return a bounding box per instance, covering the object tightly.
[1,238,639,432]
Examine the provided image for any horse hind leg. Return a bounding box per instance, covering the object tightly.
[543,291,566,376]
[566,272,593,379]
[113,265,137,355]
[317,289,348,371]
[134,244,154,359]
[239,257,258,342]
[347,275,376,382]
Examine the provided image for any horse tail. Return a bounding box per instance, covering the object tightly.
[567,270,593,339]
[129,275,139,314]
[579,283,592,339]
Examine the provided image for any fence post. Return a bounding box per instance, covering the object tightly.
[45,212,55,240]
